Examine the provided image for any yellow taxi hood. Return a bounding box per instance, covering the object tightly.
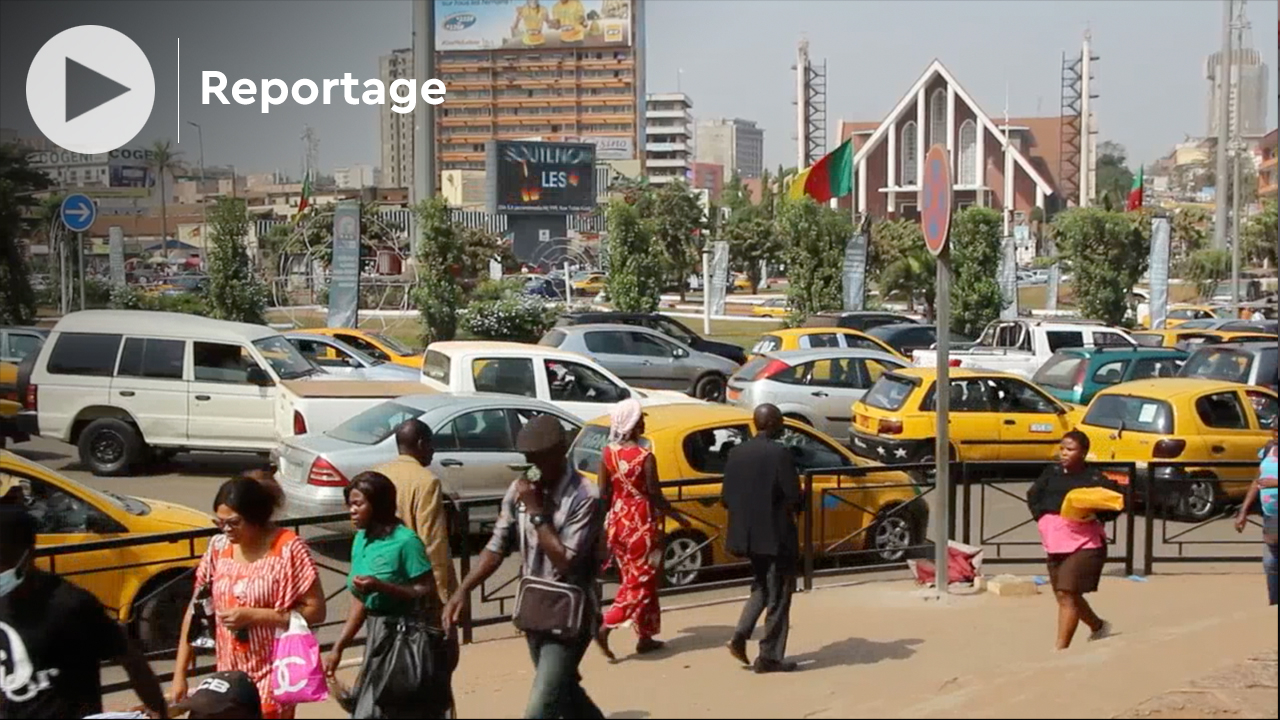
[129,497,214,532]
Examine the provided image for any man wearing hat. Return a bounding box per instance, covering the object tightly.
[170,671,262,719]
[443,415,605,719]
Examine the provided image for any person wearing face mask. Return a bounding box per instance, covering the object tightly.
[0,504,168,719]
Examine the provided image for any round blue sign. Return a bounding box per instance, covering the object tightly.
[60,193,97,233]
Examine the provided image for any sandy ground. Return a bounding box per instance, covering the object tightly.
[289,572,1277,719]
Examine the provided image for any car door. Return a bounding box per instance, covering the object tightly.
[775,426,873,554]
[626,331,685,389]
[988,376,1073,461]
[798,358,870,439]
[0,469,127,614]
[429,408,522,502]
[582,330,645,385]
[922,377,1002,461]
[187,341,275,450]
[542,357,628,421]
[1193,389,1264,488]
[110,337,190,446]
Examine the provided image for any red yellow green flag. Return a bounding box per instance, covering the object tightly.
[788,139,854,203]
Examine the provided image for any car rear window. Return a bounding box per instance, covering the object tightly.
[862,375,916,411]
[1132,333,1164,347]
[1046,331,1085,352]
[1180,348,1253,384]
[1034,354,1085,390]
[1082,395,1174,434]
[751,335,782,355]
[423,350,450,383]
[327,401,421,445]
[569,425,650,474]
[733,357,770,382]
[46,333,122,377]
[540,330,567,348]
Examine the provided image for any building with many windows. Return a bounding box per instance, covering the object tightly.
[695,117,764,181]
[1258,128,1278,200]
[645,92,693,185]
[379,48,415,190]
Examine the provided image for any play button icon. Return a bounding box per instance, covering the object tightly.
[26,25,155,154]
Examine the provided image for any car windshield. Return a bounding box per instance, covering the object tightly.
[253,335,320,380]
[569,425,651,474]
[655,317,697,344]
[1180,348,1253,384]
[327,401,421,445]
[863,375,916,411]
[1034,354,1086,390]
[373,333,415,356]
[1083,395,1174,434]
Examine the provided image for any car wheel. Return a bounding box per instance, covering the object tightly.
[1178,476,1222,522]
[662,531,711,588]
[693,374,727,403]
[78,418,144,477]
[870,507,919,563]
[134,572,195,653]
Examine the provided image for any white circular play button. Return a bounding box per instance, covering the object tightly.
[25,25,155,154]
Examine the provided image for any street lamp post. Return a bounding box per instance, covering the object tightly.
[187,121,205,184]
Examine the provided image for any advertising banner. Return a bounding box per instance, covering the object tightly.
[577,135,634,161]
[108,226,126,286]
[436,0,632,52]
[999,235,1019,320]
[327,202,362,329]
[842,232,868,311]
[1148,217,1171,330]
[709,241,729,316]
[488,140,597,214]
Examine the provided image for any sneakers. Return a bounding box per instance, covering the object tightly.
[1088,620,1113,642]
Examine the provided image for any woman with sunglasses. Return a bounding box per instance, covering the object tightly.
[173,473,326,719]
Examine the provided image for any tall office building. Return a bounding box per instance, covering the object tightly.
[695,117,765,181]
[1205,46,1269,137]
[379,48,415,189]
[645,92,693,185]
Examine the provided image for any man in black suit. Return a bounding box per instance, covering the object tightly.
[722,403,801,673]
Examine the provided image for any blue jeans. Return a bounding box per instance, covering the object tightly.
[1264,541,1278,607]
[523,632,604,719]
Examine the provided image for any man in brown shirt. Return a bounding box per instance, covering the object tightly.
[373,418,459,604]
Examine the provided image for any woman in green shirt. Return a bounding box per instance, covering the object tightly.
[325,472,445,718]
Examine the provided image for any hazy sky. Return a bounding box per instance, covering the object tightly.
[2,0,1276,176]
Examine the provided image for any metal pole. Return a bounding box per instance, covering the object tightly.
[1213,0,1234,249]
[59,229,68,315]
[702,249,711,335]
[564,260,572,304]
[933,248,951,598]
[188,121,205,183]
[77,231,86,311]
[1230,11,1244,315]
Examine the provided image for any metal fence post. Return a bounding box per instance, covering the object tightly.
[803,472,814,592]
[1143,466,1156,577]
[1124,463,1136,577]
[947,461,959,540]
[960,462,972,545]
[458,503,474,645]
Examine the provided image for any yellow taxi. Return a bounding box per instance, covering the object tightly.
[752,298,791,319]
[850,368,1085,469]
[0,451,213,649]
[1156,305,1223,329]
[304,327,423,368]
[571,272,607,295]
[568,405,926,587]
[1075,378,1277,521]
[1132,329,1276,350]
[732,273,754,293]
[749,327,908,361]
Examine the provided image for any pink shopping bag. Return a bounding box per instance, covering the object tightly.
[272,612,329,705]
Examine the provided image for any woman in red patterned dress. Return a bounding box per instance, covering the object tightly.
[596,398,690,659]
[173,475,327,719]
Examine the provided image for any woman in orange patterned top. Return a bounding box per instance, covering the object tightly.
[173,475,326,719]
[596,398,690,660]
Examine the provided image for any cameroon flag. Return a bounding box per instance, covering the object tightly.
[1125,166,1144,211]
[789,139,854,203]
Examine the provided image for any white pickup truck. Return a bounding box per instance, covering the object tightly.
[911,319,1136,379]
[418,341,705,421]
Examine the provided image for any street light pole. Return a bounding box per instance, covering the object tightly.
[187,121,205,184]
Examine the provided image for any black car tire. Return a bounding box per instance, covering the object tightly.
[1177,475,1223,522]
[134,572,195,653]
[870,505,921,563]
[78,418,145,477]
[693,374,727,403]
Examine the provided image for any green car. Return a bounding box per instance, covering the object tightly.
[1033,347,1188,405]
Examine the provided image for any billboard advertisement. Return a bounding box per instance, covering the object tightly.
[488,140,597,214]
[436,0,632,52]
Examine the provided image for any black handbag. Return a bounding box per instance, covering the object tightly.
[365,617,454,715]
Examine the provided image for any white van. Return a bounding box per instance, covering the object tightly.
[27,310,336,475]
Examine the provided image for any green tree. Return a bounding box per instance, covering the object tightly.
[1242,200,1277,269]
[0,144,51,325]
[144,140,184,256]
[779,197,850,320]
[204,197,266,324]
[412,197,465,343]
[723,213,777,294]
[949,207,1006,337]
[1051,207,1151,326]
[1095,141,1134,208]
[1183,248,1232,298]
[605,196,663,313]
[1171,205,1211,275]
[870,219,934,317]
[458,225,517,297]
[645,181,704,300]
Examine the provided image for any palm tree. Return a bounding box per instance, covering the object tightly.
[145,140,184,257]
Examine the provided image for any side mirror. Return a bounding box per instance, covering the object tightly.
[672,347,689,359]
[246,366,274,386]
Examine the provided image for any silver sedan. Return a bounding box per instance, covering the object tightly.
[541,323,741,402]
[284,332,420,381]
[276,393,581,532]
[726,348,908,441]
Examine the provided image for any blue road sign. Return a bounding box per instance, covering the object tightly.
[61,193,96,232]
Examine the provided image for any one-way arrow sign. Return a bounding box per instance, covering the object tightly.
[61,193,97,232]
[65,57,131,123]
